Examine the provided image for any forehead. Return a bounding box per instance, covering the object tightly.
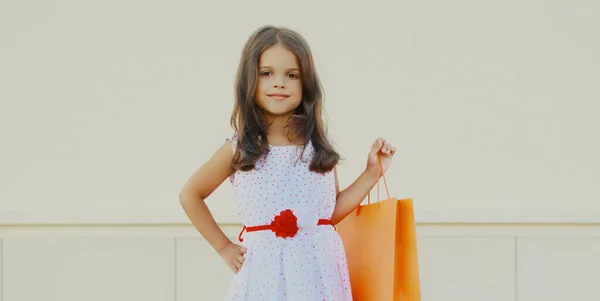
[259,44,299,68]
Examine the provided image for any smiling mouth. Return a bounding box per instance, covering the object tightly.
[268,94,290,100]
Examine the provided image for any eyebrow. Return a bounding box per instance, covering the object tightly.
[259,66,300,71]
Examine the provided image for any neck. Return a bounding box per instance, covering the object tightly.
[266,115,290,135]
[264,112,301,145]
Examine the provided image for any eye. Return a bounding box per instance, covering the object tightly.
[287,73,299,79]
[260,71,272,77]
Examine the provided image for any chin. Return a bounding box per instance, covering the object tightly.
[260,104,301,117]
[266,109,296,117]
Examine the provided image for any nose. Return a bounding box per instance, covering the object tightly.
[273,76,285,88]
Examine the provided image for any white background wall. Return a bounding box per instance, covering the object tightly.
[1,0,599,300]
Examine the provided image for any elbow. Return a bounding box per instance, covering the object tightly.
[179,188,204,206]
[178,188,194,206]
[178,191,187,205]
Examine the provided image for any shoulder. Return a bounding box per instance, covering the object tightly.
[225,132,239,153]
[180,136,235,199]
[325,134,334,145]
[224,132,241,182]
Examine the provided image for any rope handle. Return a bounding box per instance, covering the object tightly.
[363,155,391,212]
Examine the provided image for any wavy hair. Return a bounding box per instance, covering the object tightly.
[230,25,340,174]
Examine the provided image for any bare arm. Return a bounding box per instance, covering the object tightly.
[330,166,380,225]
[330,137,397,225]
[179,141,235,254]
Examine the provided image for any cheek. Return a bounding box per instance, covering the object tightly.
[255,80,268,103]
[291,82,302,97]
[256,78,267,94]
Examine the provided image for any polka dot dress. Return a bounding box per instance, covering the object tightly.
[224,134,353,301]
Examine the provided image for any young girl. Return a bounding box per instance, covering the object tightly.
[179,25,396,300]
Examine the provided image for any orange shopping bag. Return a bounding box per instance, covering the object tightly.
[336,158,421,301]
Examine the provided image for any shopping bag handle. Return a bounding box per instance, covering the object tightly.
[366,155,391,208]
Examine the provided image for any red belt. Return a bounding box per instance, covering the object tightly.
[238,209,334,242]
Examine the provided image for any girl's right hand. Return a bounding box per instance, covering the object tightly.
[218,241,247,274]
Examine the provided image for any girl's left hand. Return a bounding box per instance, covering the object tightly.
[367,137,396,175]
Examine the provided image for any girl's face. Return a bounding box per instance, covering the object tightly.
[255,43,302,118]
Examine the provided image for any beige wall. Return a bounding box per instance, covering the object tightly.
[1,0,599,300]
[2,0,599,224]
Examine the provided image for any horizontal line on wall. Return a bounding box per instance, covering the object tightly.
[1,207,599,226]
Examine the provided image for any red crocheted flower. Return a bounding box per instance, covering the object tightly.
[270,209,299,238]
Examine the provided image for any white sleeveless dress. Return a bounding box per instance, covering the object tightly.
[224,134,353,301]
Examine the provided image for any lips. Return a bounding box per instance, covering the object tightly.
[268,93,290,100]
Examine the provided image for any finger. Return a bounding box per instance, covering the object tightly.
[237,254,245,264]
[239,247,247,263]
[390,146,397,155]
[378,142,388,155]
[370,138,385,154]
[383,142,391,154]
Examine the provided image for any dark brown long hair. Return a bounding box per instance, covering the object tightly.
[230,25,340,174]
